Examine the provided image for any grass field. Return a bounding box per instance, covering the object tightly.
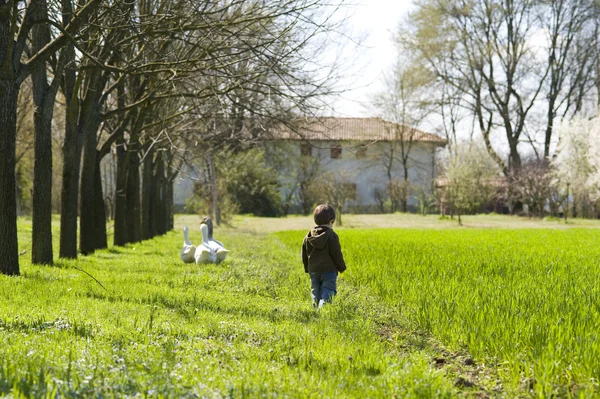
[2,214,600,397]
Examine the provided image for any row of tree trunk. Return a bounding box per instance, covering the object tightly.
[79,145,175,254]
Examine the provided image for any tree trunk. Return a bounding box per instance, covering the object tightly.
[151,156,165,235]
[141,146,153,240]
[79,102,100,255]
[402,166,409,213]
[149,169,158,237]
[160,182,168,234]
[59,113,83,257]
[93,155,107,250]
[113,136,128,246]
[166,179,174,231]
[125,138,142,243]
[111,81,127,246]
[154,155,167,235]
[31,10,55,264]
[336,207,343,226]
[59,40,81,258]
[155,181,165,235]
[31,98,54,264]
[0,77,20,276]
[208,151,220,226]
[509,141,522,172]
[564,184,569,223]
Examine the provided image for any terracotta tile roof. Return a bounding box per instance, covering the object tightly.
[268,117,447,145]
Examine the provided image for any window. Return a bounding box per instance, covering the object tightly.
[300,143,312,157]
[330,144,342,159]
[355,146,367,159]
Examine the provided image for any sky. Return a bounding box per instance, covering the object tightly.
[329,0,415,117]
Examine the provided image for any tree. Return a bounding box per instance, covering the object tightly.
[552,115,600,217]
[220,148,282,216]
[308,170,355,225]
[388,179,410,213]
[1,0,101,274]
[413,181,437,215]
[507,159,555,218]
[439,142,500,225]
[16,81,35,215]
[30,0,67,264]
[372,54,434,212]
[265,142,325,215]
[404,0,600,176]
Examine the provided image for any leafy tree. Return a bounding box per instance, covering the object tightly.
[388,179,410,213]
[552,115,600,217]
[440,143,500,225]
[203,148,283,217]
[413,181,437,216]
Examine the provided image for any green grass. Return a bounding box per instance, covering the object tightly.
[277,228,600,397]
[3,215,600,397]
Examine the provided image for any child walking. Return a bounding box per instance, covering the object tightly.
[301,204,347,309]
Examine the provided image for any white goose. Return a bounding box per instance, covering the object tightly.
[180,225,196,264]
[201,216,229,263]
[194,223,217,264]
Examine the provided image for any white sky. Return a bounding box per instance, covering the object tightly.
[329,0,415,117]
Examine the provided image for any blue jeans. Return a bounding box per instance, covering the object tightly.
[310,272,338,305]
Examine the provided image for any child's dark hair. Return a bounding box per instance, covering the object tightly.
[313,204,336,226]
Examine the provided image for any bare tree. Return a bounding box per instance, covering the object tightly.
[265,142,325,215]
[405,0,600,176]
[16,81,35,216]
[508,159,555,218]
[308,170,355,225]
[1,0,352,272]
[372,54,434,212]
[1,0,101,274]
[30,0,69,265]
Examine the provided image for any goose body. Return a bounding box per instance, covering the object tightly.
[180,225,196,264]
[207,239,229,263]
[201,216,229,263]
[194,223,217,264]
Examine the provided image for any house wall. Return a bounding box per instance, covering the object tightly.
[170,140,442,214]
[266,140,440,212]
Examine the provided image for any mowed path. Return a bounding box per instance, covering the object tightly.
[176,213,600,234]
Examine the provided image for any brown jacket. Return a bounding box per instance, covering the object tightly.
[301,226,347,274]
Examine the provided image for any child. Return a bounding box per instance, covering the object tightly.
[301,204,347,309]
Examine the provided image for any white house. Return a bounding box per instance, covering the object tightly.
[266,117,447,212]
